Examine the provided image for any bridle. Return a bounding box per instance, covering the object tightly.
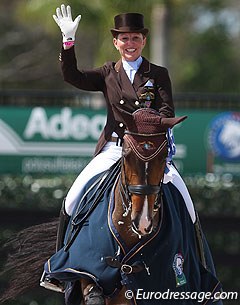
[119,129,168,217]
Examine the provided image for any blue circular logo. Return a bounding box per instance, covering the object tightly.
[208,112,240,161]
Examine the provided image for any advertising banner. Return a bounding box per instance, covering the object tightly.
[0,106,106,174]
[174,110,240,176]
[0,106,239,176]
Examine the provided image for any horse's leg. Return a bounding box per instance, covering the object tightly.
[81,278,105,305]
[81,280,131,305]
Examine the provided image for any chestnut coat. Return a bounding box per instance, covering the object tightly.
[60,47,175,155]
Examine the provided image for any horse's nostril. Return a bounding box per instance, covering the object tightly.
[144,223,153,234]
[132,218,153,236]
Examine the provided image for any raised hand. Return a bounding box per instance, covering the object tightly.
[53,4,81,46]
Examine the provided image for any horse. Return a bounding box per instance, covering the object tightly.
[101,109,187,304]
[0,108,222,305]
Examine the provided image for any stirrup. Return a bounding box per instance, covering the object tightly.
[40,271,65,293]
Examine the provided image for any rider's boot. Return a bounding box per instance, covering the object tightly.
[83,284,105,305]
[56,198,70,251]
[40,271,65,293]
[40,199,70,292]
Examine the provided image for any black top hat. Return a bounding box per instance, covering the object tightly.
[111,13,149,37]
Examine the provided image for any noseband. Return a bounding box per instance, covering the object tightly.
[128,184,161,196]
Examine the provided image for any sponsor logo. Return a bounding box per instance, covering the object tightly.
[208,112,240,161]
[0,107,106,156]
[172,253,187,287]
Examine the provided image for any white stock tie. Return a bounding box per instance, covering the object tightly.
[129,68,136,84]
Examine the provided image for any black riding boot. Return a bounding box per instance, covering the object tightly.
[84,285,105,305]
[40,199,70,292]
[56,198,70,251]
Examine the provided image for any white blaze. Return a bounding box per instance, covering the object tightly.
[138,162,152,234]
[138,196,151,234]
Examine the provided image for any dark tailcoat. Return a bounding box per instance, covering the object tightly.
[60,47,175,155]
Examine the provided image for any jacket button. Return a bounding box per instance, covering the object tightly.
[119,123,124,128]
[135,101,140,106]
[119,100,124,104]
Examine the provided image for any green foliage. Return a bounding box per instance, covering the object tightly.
[167,1,240,92]
[0,174,74,211]
[173,20,240,92]
[1,173,239,214]
[0,1,240,90]
[185,174,240,216]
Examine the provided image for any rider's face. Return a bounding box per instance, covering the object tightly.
[113,32,146,61]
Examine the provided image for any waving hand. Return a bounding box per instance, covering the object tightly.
[53,4,81,46]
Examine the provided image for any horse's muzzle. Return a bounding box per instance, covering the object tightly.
[132,218,153,236]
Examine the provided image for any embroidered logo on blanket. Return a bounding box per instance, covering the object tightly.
[172,253,187,287]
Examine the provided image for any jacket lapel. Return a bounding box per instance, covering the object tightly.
[114,58,151,100]
[115,60,138,100]
[132,57,151,91]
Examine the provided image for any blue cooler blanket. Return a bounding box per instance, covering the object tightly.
[44,167,222,305]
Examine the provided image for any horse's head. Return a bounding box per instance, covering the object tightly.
[119,108,187,237]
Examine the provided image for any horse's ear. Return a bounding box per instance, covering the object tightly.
[161,116,187,129]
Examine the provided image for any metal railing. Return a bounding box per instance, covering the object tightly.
[0,89,239,110]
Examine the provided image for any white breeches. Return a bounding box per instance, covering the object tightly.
[64,142,196,223]
[65,141,122,216]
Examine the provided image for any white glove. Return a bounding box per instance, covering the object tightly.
[53,4,81,45]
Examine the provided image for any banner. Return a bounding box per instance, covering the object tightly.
[173,110,240,176]
[0,106,106,174]
[0,106,239,176]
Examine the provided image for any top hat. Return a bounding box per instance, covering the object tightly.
[111,13,149,37]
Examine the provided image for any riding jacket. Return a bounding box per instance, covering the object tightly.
[59,47,175,156]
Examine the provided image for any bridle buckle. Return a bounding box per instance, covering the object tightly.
[121,264,133,274]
